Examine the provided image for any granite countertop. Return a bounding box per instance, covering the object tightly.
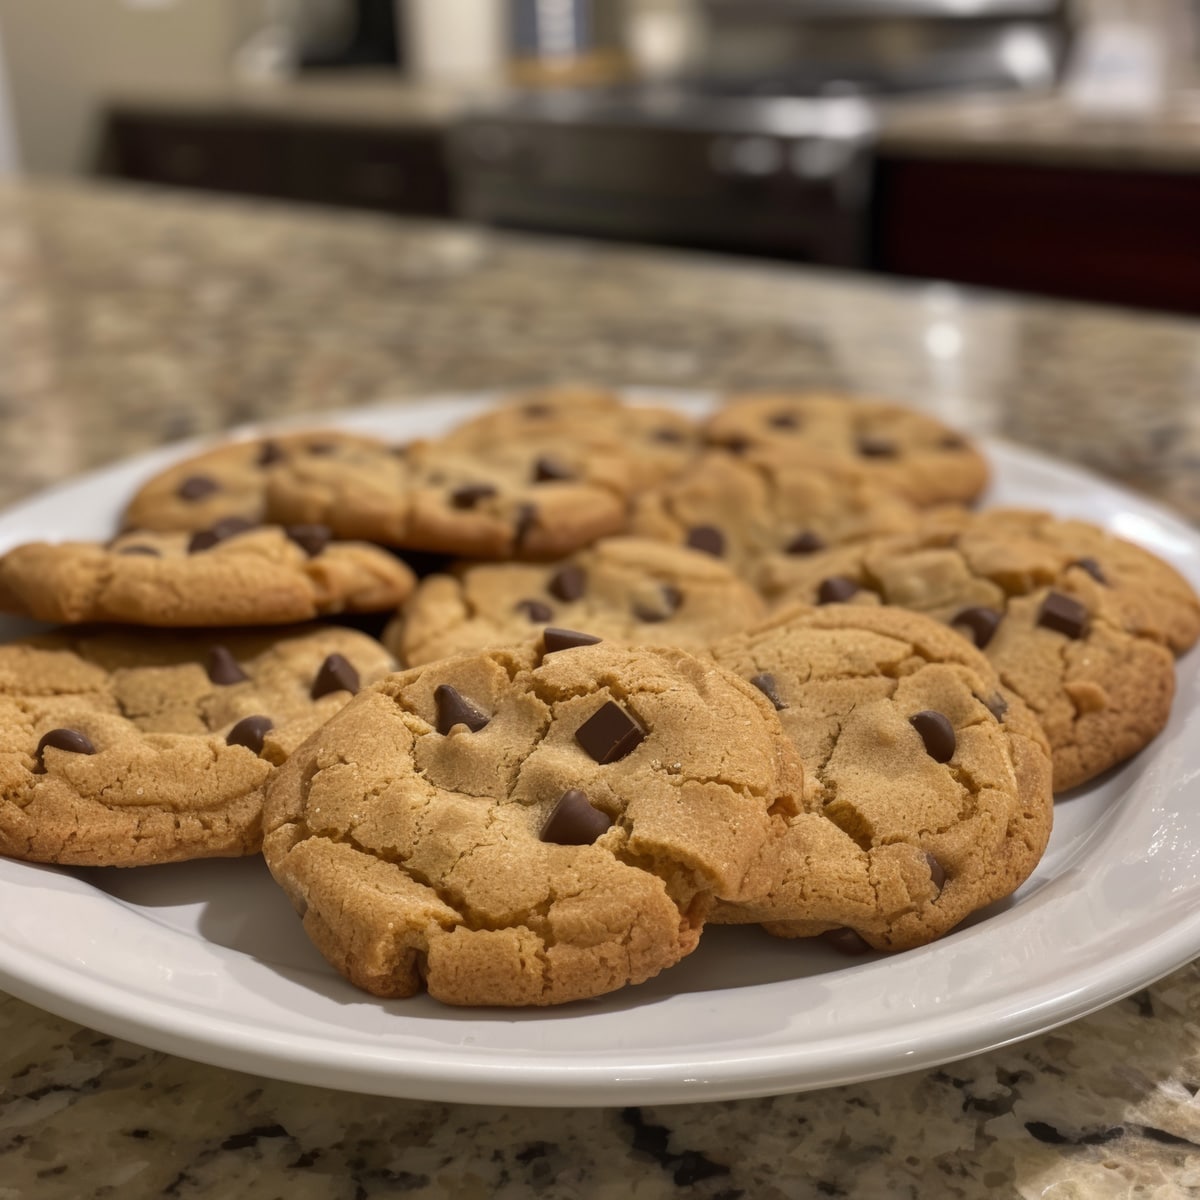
[2,180,1200,1198]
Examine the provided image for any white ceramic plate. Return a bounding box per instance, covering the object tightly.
[1,392,1198,1107]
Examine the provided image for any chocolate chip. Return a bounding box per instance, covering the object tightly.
[547,565,587,602]
[35,727,95,771]
[939,435,967,451]
[533,455,574,483]
[285,524,331,557]
[951,606,1003,649]
[750,672,787,711]
[514,503,538,547]
[226,715,273,756]
[306,441,336,456]
[1037,591,1088,639]
[575,700,646,764]
[925,851,947,893]
[724,435,750,456]
[450,483,497,510]
[633,585,682,623]
[768,410,799,429]
[686,525,725,557]
[984,691,1009,722]
[515,598,553,622]
[1071,557,1108,585]
[116,544,161,557]
[434,684,489,734]
[543,627,602,654]
[206,645,248,686]
[857,436,898,458]
[256,440,284,467]
[817,576,859,604]
[188,516,255,554]
[785,530,826,556]
[311,653,359,699]
[909,710,956,763]
[177,475,219,502]
[822,928,874,956]
[523,403,550,418]
[651,427,685,444]
[539,788,613,846]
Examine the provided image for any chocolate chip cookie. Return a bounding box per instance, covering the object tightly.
[705,392,989,507]
[384,537,765,667]
[0,525,416,627]
[263,637,805,1006]
[760,508,1200,790]
[0,626,395,867]
[710,604,1053,951]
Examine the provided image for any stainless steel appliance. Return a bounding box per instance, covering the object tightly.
[451,0,1069,265]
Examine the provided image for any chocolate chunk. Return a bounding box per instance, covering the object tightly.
[1037,591,1088,639]
[306,441,336,456]
[575,701,646,764]
[909,710,956,763]
[543,627,602,654]
[116,544,161,557]
[1071,557,1108,585]
[547,565,587,602]
[750,672,787,711]
[256,440,284,467]
[951,606,1003,649]
[822,928,874,956]
[206,645,248,686]
[924,851,947,893]
[311,653,360,699]
[188,516,255,554]
[686,525,725,558]
[434,684,489,735]
[226,715,273,756]
[285,524,332,557]
[857,436,898,458]
[768,410,800,429]
[633,585,682,623]
[450,483,497,510]
[533,455,574,483]
[651,427,685,444]
[513,503,538,547]
[539,788,613,846]
[817,576,859,604]
[35,727,96,771]
[724,436,750,456]
[785,530,826,556]
[515,598,554,622]
[523,403,550,418]
[983,691,1008,722]
[177,475,219,502]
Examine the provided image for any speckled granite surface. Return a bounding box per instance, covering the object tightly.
[2,180,1200,1198]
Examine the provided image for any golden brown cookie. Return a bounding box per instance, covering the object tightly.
[710,604,1053,951]
[705,392,989,507]
[0,525,415,627]
[384,537,765,666]
[758,508,1199,791]
[0,626,395,867]
[263,637,805,1006]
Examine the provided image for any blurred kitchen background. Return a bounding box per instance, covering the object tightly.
[1,0,1199,312]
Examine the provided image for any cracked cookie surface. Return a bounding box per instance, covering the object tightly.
[0,626,395,867]
[384,537,765,666]
[0,525,415,627]
[710,604,1053,951]
[262,639,805,1006]
[759,508,1199,790]
[705,392,989,507]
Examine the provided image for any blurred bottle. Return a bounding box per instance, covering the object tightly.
[403,0,506,85]
[507,0,631,87]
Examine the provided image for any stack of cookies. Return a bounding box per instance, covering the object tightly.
[2,387,1196,1008]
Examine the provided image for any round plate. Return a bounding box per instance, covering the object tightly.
[1,392,1198,1106]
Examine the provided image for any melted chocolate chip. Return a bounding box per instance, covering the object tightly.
[951,606,1003,650]
[285,524,332,558]
[817,576,860,605]
[116,544,161,557]
[686,525,725,558]
[750,672,787,711]
[768,410,800,430]
[311,653,359,699]
[533,455,574,483]
[723,435,751,456]
[925,851,947,893]
[1037,591,1089,639]
[177,475,219,502]
[450,483,497,510]
[984,692,1009,722]
[856,436,898,459]
[226,715,273,756]
[434,684,489,734]
[785,530,826,556]
[909,710,956,763]
[256,440,284,467]
[188,516,255,554]
[822,928,874,956]
[523,403,550,418]
[939,435,967,451]
[651,427,685,444]
[35,727,96,770]
[575,701,646,764]
[206,645,248,686]
[539,788,613,846]
[515,598,553,623]
[1071,557,1108,585]
[543,627,602,654]
[513,503,538,547]
[633,585,682,623]
[306,441,337,456]
[547,565,587,602]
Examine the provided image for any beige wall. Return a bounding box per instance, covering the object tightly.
[0,0,236,175]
